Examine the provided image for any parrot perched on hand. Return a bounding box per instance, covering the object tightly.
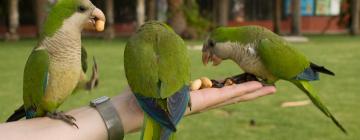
[124,21,191,140]
[202,26,347,133]
[6,0,105,127]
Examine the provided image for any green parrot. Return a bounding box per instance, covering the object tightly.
[202,25,347,133]
[124,21,191,140]
[6,0,105,127]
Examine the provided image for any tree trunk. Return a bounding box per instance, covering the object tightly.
[105,0,115,39]
[5,0,19,41]
[137,0,145,28]
[146,0,156,20]
[167,0,187,35]
[218,0,229,26]
[157,0,168,22]
[212,0,218,25]
[350,0,359,35]
[291,0,301,35]
[273,0,281,34]
[35,0,47,36]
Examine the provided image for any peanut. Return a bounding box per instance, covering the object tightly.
[190,79,202,91]
[95,20,105,32]
[224,79,234,86]
[200,77,212,88]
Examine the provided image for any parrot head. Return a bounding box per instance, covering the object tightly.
[202,27,235,66]
[42,0,106,38]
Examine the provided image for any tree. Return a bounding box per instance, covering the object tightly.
[105,0,115,39]
[350,0,359,35]
[218,0,229,26]
[35,0,47,36]
[5,0,19,41]
[146,0,156,20]
[182,0,211,39]
[291,0,301,35]
[136,0,145,28]
[273,0,282,34]
[167,0,187,35]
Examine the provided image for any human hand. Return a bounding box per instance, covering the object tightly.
[185,81,276,115]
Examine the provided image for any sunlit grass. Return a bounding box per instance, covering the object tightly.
[0,35,359,140]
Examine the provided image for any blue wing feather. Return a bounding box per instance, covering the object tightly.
[134,85,190,136]
[295,67,319,81]
[25,108,37,119]
[134,93,177,131]
[161,85,190,140]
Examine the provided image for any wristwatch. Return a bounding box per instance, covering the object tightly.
[90,96,124,140]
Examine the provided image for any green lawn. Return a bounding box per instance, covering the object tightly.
[0,35,359,140]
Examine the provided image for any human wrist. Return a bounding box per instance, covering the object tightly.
[111,93,144,134]
[90,96,124,140]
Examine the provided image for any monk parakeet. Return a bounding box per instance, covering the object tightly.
[124,21,191,140]
[6,0,105,127]
[202,26,347,133]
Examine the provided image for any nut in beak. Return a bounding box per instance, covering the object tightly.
[84,8,106,32]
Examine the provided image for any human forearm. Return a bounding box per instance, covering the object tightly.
[0,106,107,140]
[0,81,275,140]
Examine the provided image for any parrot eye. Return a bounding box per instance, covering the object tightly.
[208,40,215,47]
[77,5,87,13]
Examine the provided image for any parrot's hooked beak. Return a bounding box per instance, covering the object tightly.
[83,8,106,32]
[202,45,222,66]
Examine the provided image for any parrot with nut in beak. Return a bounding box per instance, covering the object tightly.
[202,26,347,133]
[6,0,105,128]
[124,21,191,140]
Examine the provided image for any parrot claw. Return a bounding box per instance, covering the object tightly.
[47,111,78,129]
[86,57,99,91]
[259,81,275,87]
[211,79,224,88]
[231,73,259,84]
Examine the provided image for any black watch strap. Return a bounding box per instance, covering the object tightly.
[90,96,124,140]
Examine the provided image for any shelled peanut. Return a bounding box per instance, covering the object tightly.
[190,77,213,91]
[200,77,212,88]
[96,20,105,31]
[190,77,238,91]
[190,79,202,91]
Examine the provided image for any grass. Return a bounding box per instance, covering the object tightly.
[0,35,359,140]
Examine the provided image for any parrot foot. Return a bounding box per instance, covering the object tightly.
[259,81,275,87]
[211,73,259,88]
[230,73,259,84]
[86,56,99,90]
[211,79,224,88]
[47,111,78,128]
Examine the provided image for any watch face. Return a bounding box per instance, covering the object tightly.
[91,96,110,106]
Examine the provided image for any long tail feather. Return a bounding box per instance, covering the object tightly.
[142,115,177,140]
[6,105,26,122]
[291,80,347,134]
[310,62,335,76]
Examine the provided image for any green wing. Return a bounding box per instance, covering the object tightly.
[23,49,49,111]
[81,46,88,73]
[124,22,190,98]
[257,38,310,80]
